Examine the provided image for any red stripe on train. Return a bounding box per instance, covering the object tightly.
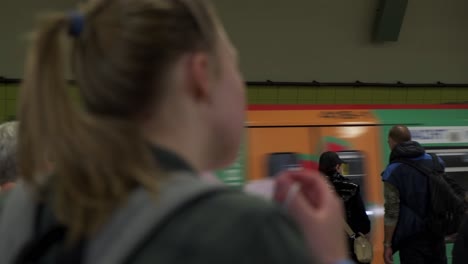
[248,104,468,110]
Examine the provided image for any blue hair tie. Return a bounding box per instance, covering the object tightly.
[68,11,85,37]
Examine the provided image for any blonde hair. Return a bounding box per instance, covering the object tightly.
[19,0,221,241]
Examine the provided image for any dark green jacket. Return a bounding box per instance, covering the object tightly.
[0,146,314,263]
[0,191,9,213]
[130,190,312,264]
[0,180,313,264]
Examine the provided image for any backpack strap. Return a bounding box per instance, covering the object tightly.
[83,172,230,264]
[390,157,435,221]
[344,221,357,239]
[429,153,467,203]
[5,173,229,264]
[391,157,434,177]
[0,183,38,264]
[429,153,444,173]
[12,203,68,264]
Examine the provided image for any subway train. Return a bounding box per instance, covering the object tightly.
[215,104,468,264]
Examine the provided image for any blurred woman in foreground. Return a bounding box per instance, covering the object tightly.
[0,0,350,263]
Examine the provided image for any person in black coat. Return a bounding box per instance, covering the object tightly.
[319,151,371,263]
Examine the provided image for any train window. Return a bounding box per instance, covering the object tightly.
[425,148,468,190]
[336,151,367,202]
[266,152,300,177]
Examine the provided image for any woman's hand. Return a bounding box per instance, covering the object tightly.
[274,169,349,264]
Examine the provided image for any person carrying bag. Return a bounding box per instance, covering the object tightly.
[344,222,373,263]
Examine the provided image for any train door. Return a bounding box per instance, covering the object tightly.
[318,126,383,206]
[318,126,385,264]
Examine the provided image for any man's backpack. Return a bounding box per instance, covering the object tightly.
[395,153,467,237]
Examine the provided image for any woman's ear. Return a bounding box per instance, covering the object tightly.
[185,52,214,102]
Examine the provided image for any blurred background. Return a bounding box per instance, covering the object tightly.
[0,0,467,122]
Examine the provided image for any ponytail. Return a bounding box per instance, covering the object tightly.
[20,13,70,182]
[19,11,158,242]
[19,0,222,242]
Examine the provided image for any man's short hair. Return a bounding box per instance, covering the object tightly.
[388,125,412,144]
[0,121,18,185]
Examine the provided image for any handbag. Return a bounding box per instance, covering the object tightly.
[344,222,373,263]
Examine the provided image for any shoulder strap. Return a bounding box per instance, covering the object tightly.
[13,225,67,264]
[12,203,68,264]
[430,153,444,172]
[389,157,434,221]
[13,204,85,264]
[428,153,467,201]
[392,157,434,177]
[0,182,37,264]
[83,173,230,264]
[344,221,356,239]
[3,174,229,264]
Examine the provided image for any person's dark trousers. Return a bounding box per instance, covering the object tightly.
[399,232,447,264]
[453,216,468,264]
